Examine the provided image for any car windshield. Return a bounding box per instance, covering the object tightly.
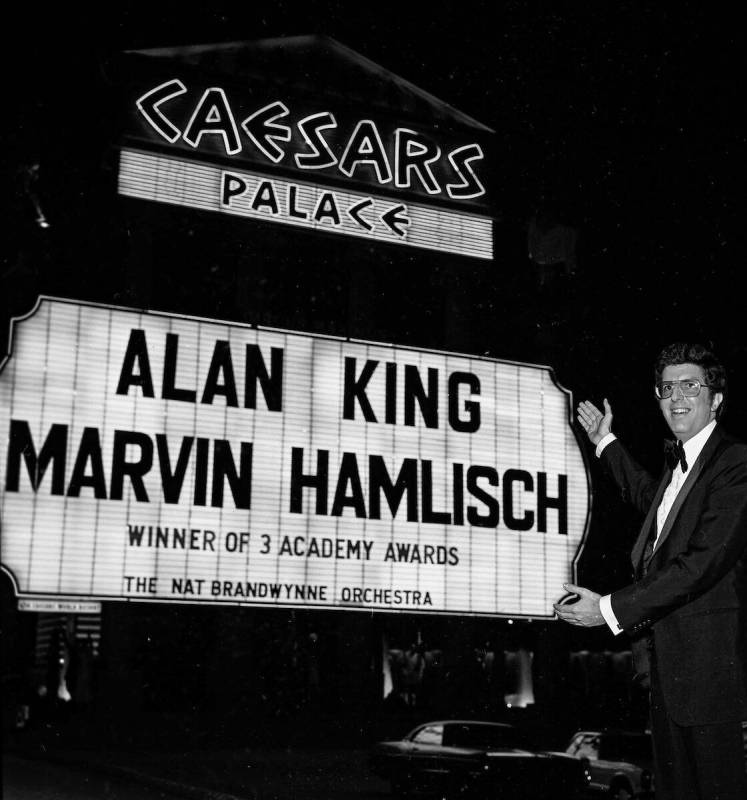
[443,723,516,749]
[599,734,652,762]
[411,725,443,745]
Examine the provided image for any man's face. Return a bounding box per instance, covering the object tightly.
[658,363,722,442]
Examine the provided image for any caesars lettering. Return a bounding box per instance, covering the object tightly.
[136,80,486,201]
[289,447,568,535]
[4,420,252,509]
[343,357,481,432]
[116,329,283,411]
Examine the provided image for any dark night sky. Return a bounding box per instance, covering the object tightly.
[0,2,744,624]
[7,4,742,303]
[4,3,745,470]
[8,9,741,233]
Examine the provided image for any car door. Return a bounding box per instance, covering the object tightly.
[596,733,652,795]
[569,733,604,792]
[439,723,483,784]
[408,723,446,787]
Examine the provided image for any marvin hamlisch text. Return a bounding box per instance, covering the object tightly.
[4,420,253,509]
[290,448,568,534]
[4,421,568,533]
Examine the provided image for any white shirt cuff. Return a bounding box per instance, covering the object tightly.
[600,594,623,636]
[595,433,617,458]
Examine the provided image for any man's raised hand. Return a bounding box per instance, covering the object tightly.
[577,398,613,446]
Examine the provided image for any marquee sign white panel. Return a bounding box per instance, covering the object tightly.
[0,298,590,617]
[118,148,494,260]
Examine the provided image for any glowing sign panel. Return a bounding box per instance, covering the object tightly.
[118,148,494,260]
[129,78,487,203]
[0,298,589,617]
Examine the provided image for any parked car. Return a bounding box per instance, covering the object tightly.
[370,719,591,798]
[563,730,654,799]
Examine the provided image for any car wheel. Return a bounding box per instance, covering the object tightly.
[609,780,634,800]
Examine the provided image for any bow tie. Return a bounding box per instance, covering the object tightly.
[664,439,688,473]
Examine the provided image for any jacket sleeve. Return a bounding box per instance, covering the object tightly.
[599,439,660,515]
[611,447,747,632]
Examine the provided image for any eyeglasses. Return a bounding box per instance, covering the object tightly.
[655,379,713,399]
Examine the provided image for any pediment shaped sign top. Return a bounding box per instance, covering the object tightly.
[124,35,493,135]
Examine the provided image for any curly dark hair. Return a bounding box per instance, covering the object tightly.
[654,342,727,419]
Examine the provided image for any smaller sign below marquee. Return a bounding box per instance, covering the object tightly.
[18,598,102,614]
[118,148,494,260]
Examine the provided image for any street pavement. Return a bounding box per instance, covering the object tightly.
[4,753,194,800]
[3,710,392,800]
[4,705,610,799]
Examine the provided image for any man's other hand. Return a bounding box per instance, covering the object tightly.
[553,583,605,627]
[577,398,613,446]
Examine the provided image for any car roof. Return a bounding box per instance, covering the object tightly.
[572,729,650,737]
[415,720,514,728]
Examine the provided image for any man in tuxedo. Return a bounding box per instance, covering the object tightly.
[554,342,747,800]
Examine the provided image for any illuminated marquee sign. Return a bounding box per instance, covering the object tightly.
[120,72,495,258]
[118,148,494,260]
[129,79,487,203]
[1,298,590,617]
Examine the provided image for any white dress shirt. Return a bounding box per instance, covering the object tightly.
[597,420,718,635]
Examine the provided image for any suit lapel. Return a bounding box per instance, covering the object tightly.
[650,425,726,557]
[631,468,671,569]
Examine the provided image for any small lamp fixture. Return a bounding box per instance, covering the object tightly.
[23,163,51,230]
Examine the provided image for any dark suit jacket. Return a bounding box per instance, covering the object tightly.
[601,425,747,726]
